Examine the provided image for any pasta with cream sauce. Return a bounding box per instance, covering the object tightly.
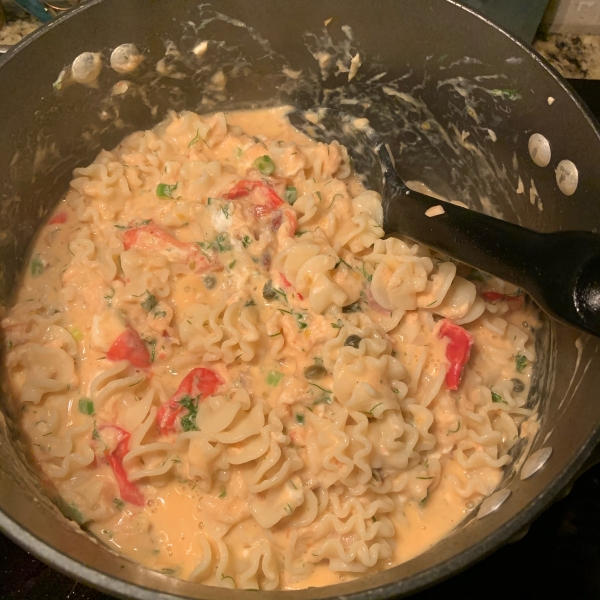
[1,107,538,590]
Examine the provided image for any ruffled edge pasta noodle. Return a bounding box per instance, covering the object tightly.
[1,107,539,590]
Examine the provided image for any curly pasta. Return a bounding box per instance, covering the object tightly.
[1,106,539,590]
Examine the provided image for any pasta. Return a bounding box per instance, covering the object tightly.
[1,107,539,590]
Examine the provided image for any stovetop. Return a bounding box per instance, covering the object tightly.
[2,77,600,600]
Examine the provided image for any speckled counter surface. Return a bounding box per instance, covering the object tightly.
[1,11,600,81]
[0,15,38,45]
[534,32,600,79]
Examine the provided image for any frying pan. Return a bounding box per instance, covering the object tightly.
[1,1,599,598]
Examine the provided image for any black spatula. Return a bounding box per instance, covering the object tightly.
[288,108,600,337]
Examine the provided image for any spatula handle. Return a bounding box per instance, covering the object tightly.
[383,184,600,337]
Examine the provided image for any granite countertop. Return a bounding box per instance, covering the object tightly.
[534,32,600,79]
[0,14,38,45]
[2,9,600,81]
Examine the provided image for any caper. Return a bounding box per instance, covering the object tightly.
[511,378,525,394]
[342,301,361,313]
[344,335,362,348]
[304,365,327,380]
[262,280,276,300]
[203,275,216,289]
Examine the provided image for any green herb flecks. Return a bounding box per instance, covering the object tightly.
[147,338,157,363]
[313,394,332,406]
[218,489,227,499]
[103,287,115,307]
[515,354,528,373]
[363,402,382,418]
[295,312,307,330]
[113,498,125,510]
[242,235,253,249]
[360,262,373,282]
[447,422,461,435]
[179,395,199,432]
[188,128,202,147]
[52,71,65,91]
[467,269,486,283]
[78,398,94,415]
[31,256,45,278]
[213,233,232,253]
[267,370,285,387]
[156,182,178,199]
[491,391,507,404]
[154,310,167,319]
[141,292,157,312]
[308,382,333,394]
[67,503,86,525]
[331,319,343,329]
[335,257,351,270]
[328,193,343,209]
[295,413,305,425]
[491,88,521,101]
[284,186,297,205]
[222,203,231,219]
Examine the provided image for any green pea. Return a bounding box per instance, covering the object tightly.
[253,155,276,176]
[78,398,94,415]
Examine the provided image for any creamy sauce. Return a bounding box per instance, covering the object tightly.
[2,107,538,590]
